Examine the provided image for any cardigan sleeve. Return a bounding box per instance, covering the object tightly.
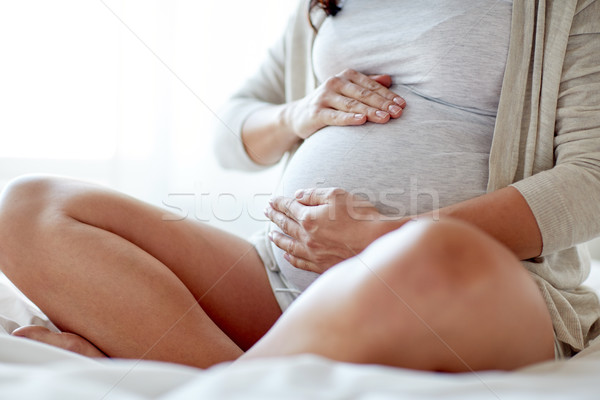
[511,2,600,256]
[212,11,291,171]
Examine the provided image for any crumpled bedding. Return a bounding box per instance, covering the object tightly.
[0,274,58,336]
[1,334,600,400]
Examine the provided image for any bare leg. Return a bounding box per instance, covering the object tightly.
[244,219,555,371]
[0,176,281,367]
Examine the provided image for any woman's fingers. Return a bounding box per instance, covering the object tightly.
[295,187,345,205]
[340,82,404,119]
[265,206,301,238]
[338,69,406,107]
[270,232,328,274]
[326,93,392,122]
[368,74,392,88]
[324,71,404,122]
[269,231,311,260]
[269,196,305,222]
[269,231,327,273]
[283,252,320,273]
[318,108,369,126]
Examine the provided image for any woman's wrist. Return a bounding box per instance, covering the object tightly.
[370,217,409,241]
[277,101,304,144]
[242,104,302,165]
[359,211,410,250]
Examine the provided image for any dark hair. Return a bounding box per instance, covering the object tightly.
[308,0,341,31]
[310,0,341,16]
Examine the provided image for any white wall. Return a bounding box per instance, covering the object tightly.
[0,0,295,238]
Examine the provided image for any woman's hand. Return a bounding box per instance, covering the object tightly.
[265,187,395,274]
[284,69,406,140]
[241,69,406,165]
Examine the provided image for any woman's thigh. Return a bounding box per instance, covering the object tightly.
[246,219,555,371]
[0,176,281,350]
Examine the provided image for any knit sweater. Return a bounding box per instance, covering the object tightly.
[214,0,600,353]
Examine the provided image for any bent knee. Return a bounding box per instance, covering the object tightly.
[0,176,73,261]
[320,220,551,369]
[0,175,66,222]
[366,219,521,287]
[353,218,535,318]
[1,174,62,201]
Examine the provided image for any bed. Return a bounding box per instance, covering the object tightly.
[1,262,600,399]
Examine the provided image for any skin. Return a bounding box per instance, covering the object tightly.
[0,69,555,371]
[242,69,405,165]
[243,218,553,371]
[264,185,543,273]
[0,177,281,367]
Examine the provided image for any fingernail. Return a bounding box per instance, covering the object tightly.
[268,231,273,240]
[295,190,304,199]
[389,104,402,115]
[354,113,364,120]
[375,110,389,118]
[283,253,291,261]
[264,207,270,216]
[393,97,406,107]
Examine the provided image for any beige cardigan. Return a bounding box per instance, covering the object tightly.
[214,0,600,353]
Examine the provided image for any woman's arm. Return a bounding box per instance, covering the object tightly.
[415,186,542,260]
[241,103,301,166]
[265,186,541,273]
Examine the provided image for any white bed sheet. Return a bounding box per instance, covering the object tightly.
[1,335,600,400]
[1,262,600,399]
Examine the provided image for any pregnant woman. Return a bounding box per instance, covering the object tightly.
[0,0,599,371]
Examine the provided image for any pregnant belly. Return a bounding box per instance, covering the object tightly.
[270,93,494,292]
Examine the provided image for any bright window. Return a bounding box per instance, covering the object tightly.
[0,0,294,160]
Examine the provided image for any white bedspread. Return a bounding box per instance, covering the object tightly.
[1,335,600,399]
[1,263,600,399]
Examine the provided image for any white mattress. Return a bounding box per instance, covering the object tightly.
[1,263,600,399]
